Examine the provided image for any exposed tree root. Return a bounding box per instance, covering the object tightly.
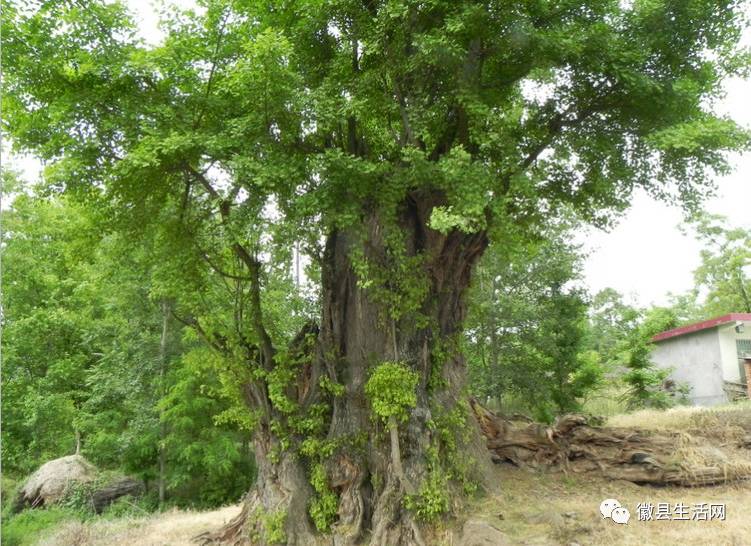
[470,398,751,486]
[368,473,426,546]
[194,495,251,546]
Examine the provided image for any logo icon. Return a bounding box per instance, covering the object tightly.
[600,498,630,525]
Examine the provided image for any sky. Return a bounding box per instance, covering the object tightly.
[576,70,751,308]
[5,1,751,309]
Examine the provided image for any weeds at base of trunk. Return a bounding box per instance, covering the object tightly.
[404,405,477,524]
[248,507,287,545]
[403,467,450,521]
[263,509,287,544]
[430,400,480,495]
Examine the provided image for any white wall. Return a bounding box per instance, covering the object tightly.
[651,328,727,406]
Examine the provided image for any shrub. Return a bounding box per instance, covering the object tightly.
[0,507,78,546]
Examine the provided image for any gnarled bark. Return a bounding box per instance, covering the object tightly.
[315,194,492,545]
[196,432,316,545]
[199,193,494,545]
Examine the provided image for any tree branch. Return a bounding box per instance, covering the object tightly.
[171,311,229,355]
[182,163,277,369]
[199,250,253,281]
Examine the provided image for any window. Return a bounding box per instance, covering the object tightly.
[737,340,751,383]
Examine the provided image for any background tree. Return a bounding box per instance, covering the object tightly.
[466,222,602,422]
[4,0,749,542]
[1,179,256,508]
[1,181,98,471]
[687,212,751,315]
[585,288,641,367]
[618,307,688,409]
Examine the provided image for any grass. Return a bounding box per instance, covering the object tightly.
[6,401,750,545]
[35,505,240,546]
[461,464,751,546]
[1,507,80,546]
[582,383,630,417]
[607,400,751,431]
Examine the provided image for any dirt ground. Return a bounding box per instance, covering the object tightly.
[36,403,751,546]
[459,403,751,545]
[462,464,751,546]
[37,467,751,546]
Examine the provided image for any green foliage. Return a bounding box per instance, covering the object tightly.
[466,222,603,421]
[349,227,430,324]
[101,494,156,519]
[1,187,99,471]
[308,463,338,533]
[404,465,450,522]
[620,307,688,410]
[1,184,255,508]
[262,509,288,544]
[365,362,419,424]
[159,348,257,508]
[0,508,78,546]
[428,402,478,496]
[58,480,98,515]
[55,471,152,518]
[687,213,751,315]
[4,0,751,535]
[585,289,642,367]
[318,376,345,397]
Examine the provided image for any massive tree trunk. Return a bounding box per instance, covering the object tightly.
[200,192,494,545]
[318,193,492,545]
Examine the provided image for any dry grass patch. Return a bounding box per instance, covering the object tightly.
[37,504,241,546]
[469,465,751,546]
[607,401,751,437]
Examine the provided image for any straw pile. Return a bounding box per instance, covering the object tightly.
[13,455,97,512]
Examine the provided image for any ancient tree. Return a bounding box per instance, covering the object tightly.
[4,0,749,543]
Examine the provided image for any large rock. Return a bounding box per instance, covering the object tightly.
[13,455,97,512]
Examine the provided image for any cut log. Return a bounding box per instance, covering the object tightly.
[470,398,751,486]
[91,477,144,514]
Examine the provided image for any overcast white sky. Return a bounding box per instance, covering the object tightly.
[577,68,751,308]
[5,1,751,309]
